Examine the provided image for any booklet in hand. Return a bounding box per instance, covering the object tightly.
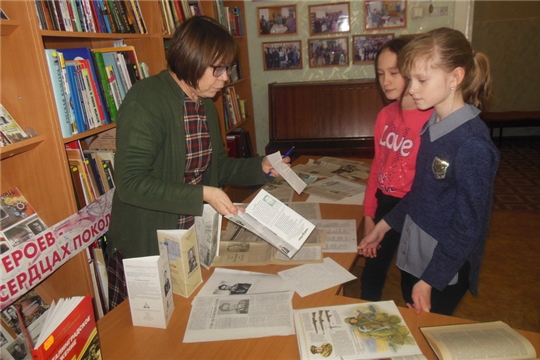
[225,189,315,258]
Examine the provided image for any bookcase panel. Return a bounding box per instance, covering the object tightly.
[1,0,258,316]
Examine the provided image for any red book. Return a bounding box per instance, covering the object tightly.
[30,294,101,360]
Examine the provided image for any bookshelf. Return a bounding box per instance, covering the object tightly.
[0,0,257,309]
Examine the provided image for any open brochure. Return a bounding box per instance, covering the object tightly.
[194,204,222,269]
[225,189,315,259]
[420,321,537,360]
[183,268,295,343]
[294,301,423,360]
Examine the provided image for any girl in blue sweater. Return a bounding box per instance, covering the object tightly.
[358,27,499,316]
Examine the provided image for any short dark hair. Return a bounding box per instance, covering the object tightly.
[167,16,238,88]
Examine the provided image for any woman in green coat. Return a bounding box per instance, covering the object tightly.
[107,16,286,309]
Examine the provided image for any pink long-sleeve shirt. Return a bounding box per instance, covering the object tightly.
[363,102,433,218]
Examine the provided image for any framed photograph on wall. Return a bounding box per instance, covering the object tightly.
[308,37,349,68]
[352,33,394,64]
[262,40,302,70]
[308,2,350,35]
[257,5,297,35]
[364,1,407,30]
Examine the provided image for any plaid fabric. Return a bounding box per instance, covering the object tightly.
[177,98,212,229]
[107,251,128,310]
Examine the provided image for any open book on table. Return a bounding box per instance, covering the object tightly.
[294,300,424,359]
[420,321,537,360]
[225,189,315,259]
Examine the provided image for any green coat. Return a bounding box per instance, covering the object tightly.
[108,70,269,258]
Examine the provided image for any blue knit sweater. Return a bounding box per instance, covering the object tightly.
[385,105,500,295]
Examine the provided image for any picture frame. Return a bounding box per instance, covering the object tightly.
[262,40,303,71]
[308,37,349,68]
[257,5,297,36]
[308,2,350,35]
[364,1,407,30]
[352,33,394,64]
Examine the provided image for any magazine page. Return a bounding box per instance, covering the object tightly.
[294,301,423,360]
[304,176,366,202]
[183,291,295,343]
[316,157,371,180]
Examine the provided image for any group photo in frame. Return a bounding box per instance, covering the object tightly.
[257,4,297,35]
[262,40,302,70]
[364,0,407,30]
[308,37,349,68]
[353,33,394,64]
[308,2,350,35]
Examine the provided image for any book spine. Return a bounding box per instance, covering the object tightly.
[44,49,73,138]
[105,65,123,109]
[92,51,118,122]
[65,63,86,132]
[68,0,83,31]
[34,0,47,30]
[80,67,102,129]
[57,51,78,134]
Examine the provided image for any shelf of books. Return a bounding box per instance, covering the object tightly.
[1,0,258,351]
[158,0,258,157]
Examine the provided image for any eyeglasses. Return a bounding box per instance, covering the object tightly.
[211,64,237,77]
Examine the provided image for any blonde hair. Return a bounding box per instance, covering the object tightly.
[398,27,491,109]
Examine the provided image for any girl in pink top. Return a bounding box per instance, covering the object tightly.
[360,38,433,301]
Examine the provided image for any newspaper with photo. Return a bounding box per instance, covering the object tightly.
[183,269,295,343]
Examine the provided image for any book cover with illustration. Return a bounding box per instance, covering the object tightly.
[0,104,29,144]
[0,188,48,249]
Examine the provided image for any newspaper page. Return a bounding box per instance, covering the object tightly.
[420,321,537,360]
[184,292,295,343]
[317,157,371,180]
[194,204,222,269]
[304,176,366,202]
[195,268,292,299]
[294,301,424,360]
[310,219,358,253]
[267,151,307,194]
[287,202,322,220]
[278,257,357,297]
[262,183,294,203]
[225,190,315,258]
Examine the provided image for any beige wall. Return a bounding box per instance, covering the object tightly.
[472,1,540,116]
[246,0,459,155]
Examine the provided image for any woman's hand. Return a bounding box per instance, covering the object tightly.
[406,280,432,314]
[357,219,391,257]
[262,156,291,178]
[203,186,239,216]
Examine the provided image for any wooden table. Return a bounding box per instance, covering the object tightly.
[97,157,540,359]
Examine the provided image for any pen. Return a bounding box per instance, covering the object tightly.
[266,146,295,178]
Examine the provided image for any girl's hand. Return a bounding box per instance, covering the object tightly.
[406,280,432,314]
[203,186,238,216]
[357,220,391,257]
[363,216,375,237]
